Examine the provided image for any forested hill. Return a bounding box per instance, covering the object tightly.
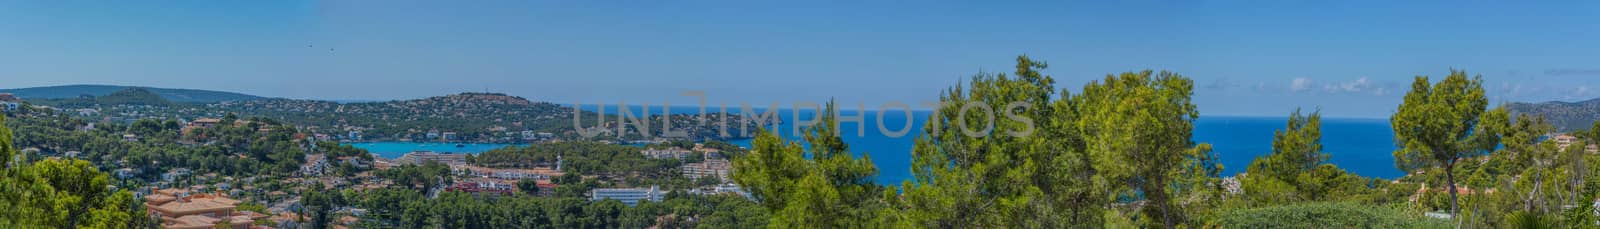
[13,90,753,142]
[209,92,758,142]
[0,84,264,103]
[1506,98,1600,131]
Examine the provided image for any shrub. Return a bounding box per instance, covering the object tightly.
[1211,202,1450,228]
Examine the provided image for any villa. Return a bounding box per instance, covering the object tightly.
[144,188,268,229]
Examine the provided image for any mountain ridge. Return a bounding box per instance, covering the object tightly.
[0,84,264,103]
[1506,98,1600,132]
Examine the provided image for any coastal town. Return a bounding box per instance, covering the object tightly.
[4,72,1600,228]
[0,90,761,228]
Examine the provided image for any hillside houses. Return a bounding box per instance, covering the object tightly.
[682,159,731,181]
[1553,134,1600,154]
[641,147,693,160]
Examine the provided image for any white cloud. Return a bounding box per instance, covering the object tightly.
[1290,78,1313,92]
[1286,77,1395,96]
[1323,77,1372,93]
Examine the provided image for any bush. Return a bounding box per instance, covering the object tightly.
[1211,202,1450,228]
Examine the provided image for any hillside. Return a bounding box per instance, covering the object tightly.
[24,88,175,107]
[1506,98,1600,132]
[0,84,263,103]
[204,92,755,142]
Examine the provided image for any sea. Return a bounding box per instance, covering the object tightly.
[350,104,1404,185]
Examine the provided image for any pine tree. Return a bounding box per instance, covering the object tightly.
[1391,70,1505,225]
[730,101,884,228]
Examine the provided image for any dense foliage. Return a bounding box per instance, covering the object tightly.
[347,188,766,229]
[469,141,680,178]
[1212,202,1450,228]
[7,109,309,178]
[731,102,890,227]
[1,113,153,228]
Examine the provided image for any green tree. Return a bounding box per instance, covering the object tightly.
[903,55,1105,227]
[1238,109,1369,205]
[1390,70,1505,223]
[1251,109,1326,184]
[730,101,885,228]
[518,178,542,195]
[1074,70,1217,228]
[1,114,141,228]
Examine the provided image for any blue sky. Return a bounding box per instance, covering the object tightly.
[3,1,1598,118]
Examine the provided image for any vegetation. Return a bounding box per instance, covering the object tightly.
[1212,202,1450,228]
[347,188,766,228]
[7,108,310,177]
[469,141,680,178]
[1390,72,1505,223]
[731,102,888,227]
[1,112,152,228]
[6,56,1600,228]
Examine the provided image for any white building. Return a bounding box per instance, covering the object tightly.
[682,159,732,181]
[115,168,138,179]
[590,186,666,206]
[302,154,329,176]
[641,147,693,160]
[162,168,191,182]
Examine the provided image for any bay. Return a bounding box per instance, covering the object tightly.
[354,104,1404,185]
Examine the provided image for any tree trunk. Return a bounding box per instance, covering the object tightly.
[1445,162,1460,228]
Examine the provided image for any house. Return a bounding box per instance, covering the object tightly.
[115,168,138,179]
[123,134,140,142]
[302,154,329,176]
[336,156,368,168]
[0,102,18,112]
[458,165,562,180]
[348,131,363,141]
[314,133,333,142]
[682,159,732,181]
[591,186,667,206]
[641,147,693,160]
[0,93,18,112]
[144,188,265,229]
[162,168,192,182]
[442,132,457,141]
[1556,134,1580,149]
[518,179,558,196]
[189,118,222,129]
[447,178,516,195]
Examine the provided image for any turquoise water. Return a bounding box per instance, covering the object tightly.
[571,104,1405,184]
[349,142,527,159]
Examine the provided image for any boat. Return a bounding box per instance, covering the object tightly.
[456,143,465,148]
